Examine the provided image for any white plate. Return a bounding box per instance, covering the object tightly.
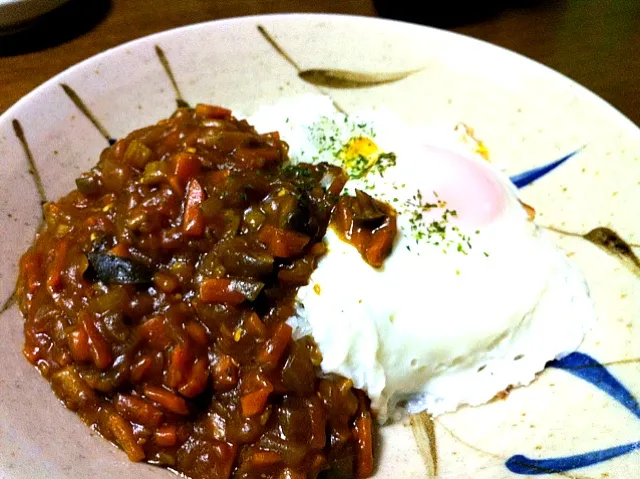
[0,13,638,479]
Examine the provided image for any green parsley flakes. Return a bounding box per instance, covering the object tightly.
[401,189,474,254]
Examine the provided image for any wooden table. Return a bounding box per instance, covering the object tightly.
[1,0,639,125]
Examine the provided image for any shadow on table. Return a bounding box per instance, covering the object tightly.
[373,0,562,28]
[0,0,112,57]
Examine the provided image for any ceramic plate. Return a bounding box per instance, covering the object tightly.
[0,13,638,479]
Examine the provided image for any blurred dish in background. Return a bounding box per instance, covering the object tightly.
[372,0,502,27]
[0,0,71,31]
[373,0,545,27]
[0,0,110,55]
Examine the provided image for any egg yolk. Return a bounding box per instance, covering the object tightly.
[338,136,379,173]
[413,145,509,229]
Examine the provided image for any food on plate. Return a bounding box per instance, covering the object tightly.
[250,96,595,422]
[17,105,373,479]
[16,95,594,478]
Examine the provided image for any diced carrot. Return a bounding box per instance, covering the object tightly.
[182,178,206,237]
[84,214,112,232]
[247,450,282,467]
[308,398,327,450]
[115,394,164,427]
[108,243,129,257]
[185,321,208,347]
[163,131,180,150]
[243,312,267,338]
[178,357,210,398]
[107,413,146,462]
[325,169,349,197]
[153,271,180,294]
[184,131,199,148]
[81,314,113,370]
[354,412,374,478]
[241,383,273,416]
[137,316,172,350]
[310,242,327,256]
[171,152,201,183]
[257,322,292,367]
[310,453,327,472]
[233,147,282,169]
[207,169,231,186]
[22,345,39,364]
[211,353,239,392]
[130,355,153,383]
[102,193,117,206]
[194,104,232,120]
[166,344,189,389]
[258,225,310,258]
[143,385,189,415]
[364,221,396,268]
[168,175,184,196]
[68,327,91,362]
[238,369,271,395]
[187,441,237,479]
[199,279,246,305]
[260,131,280,142]
[154,426,178,447]
[109,139,126,159]
[20,250,41,294]
[241,148,282,161]
[47,238,69,291]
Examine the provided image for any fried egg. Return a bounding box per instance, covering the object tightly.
[248,96,595,423]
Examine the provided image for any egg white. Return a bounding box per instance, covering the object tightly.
[248,95,594,422]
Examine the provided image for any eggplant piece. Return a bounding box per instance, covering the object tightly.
[286,194,321,239]
[229,279,265,302]
[75,172,103,196]
[91,235,117,253]
[87,252,154,285]
[218,238,274,278]
[353,189,387,223]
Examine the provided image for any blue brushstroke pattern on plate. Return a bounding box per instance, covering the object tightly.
[506,353,640,475]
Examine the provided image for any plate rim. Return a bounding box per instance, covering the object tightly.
[1,12,639,138]
[1,11,639,479]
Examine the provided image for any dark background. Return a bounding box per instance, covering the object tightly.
[1,0,639,125]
